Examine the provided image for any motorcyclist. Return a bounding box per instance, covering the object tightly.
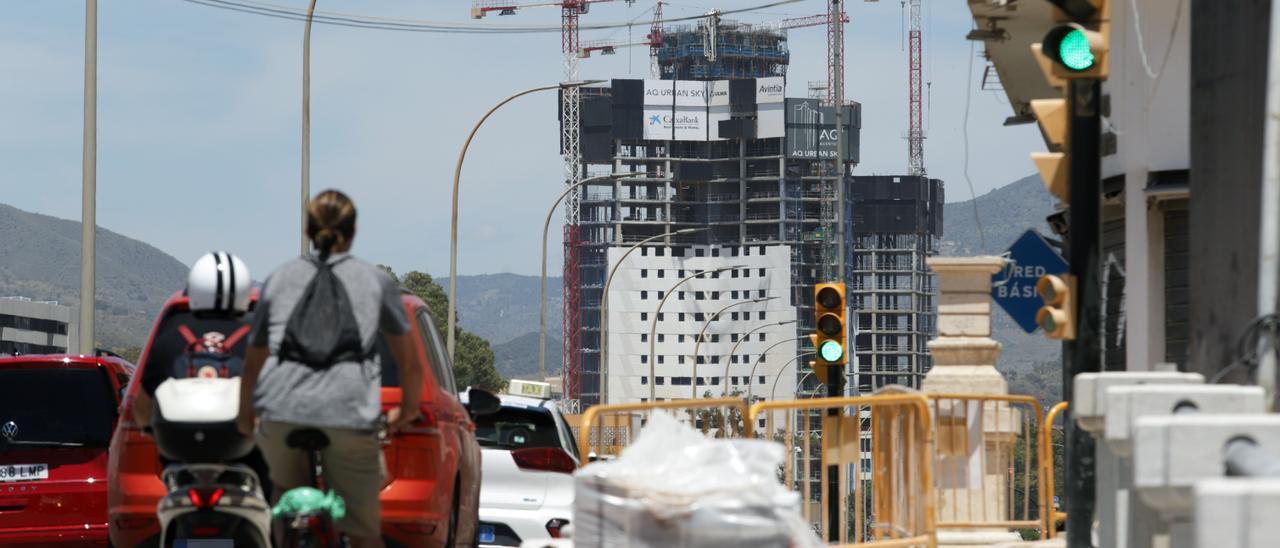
[132,251,273,495]
[236,189,422,548]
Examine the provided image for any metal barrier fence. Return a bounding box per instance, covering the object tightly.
[575,397,751,462]
[925,394,1044,536]
[1040,401,1069,538]
[749,395,937,547]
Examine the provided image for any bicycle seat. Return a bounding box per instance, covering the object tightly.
[285,429,330,452]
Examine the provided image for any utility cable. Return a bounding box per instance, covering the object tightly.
[179,0,802,34]
[961,33,987,253]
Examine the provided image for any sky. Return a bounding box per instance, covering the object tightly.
[0,0,1043,278]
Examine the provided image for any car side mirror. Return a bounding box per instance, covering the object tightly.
[466,387,501,417]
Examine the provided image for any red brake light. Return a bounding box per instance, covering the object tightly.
[546,518,570,538]
[511,448,577,474]
[187,487,224,509]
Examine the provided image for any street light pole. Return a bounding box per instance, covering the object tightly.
[598,227,708,403]
[78,0,97,355]
[690,297,777,399]
[648,265,743,402]
[301,0,316,255]
[720,319,797,397]
[539,173,639,381]
[449,81,599,361]
[745,336,809,401]
[769,352,816,401]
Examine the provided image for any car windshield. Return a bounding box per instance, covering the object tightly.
[0,367,116,447]
[474,406,562,450]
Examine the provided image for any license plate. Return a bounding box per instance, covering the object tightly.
[478,524,496,544]
[0,464,48,482]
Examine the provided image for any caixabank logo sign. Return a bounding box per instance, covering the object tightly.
[647,113,702,131]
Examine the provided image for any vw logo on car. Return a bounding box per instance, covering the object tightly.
[1,421,16,442]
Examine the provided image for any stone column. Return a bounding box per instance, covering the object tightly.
[923,257,1022,547]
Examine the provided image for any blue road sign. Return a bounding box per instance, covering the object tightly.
[993,230,1069,333]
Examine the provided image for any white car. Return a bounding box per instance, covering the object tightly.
[463,388,579,547]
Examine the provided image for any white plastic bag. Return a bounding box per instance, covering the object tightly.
[573,411,822,548]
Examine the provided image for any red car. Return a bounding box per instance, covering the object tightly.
[108,290,484,547]
[0,353,134,546]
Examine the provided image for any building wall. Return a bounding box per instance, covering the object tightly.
[605,244,796,403]
[0,298,74,355]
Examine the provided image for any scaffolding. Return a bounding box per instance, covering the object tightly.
[655,20,790,80]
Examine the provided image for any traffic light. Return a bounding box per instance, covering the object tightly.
[1036,274,1077,340]
[1038,0,1111,80]
[812,282,846,384]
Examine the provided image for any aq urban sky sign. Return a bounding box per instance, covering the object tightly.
[993,229,1069,333]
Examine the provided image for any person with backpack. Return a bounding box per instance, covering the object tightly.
[236,190,422,548]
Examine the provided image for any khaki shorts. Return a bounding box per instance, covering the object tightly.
[256,420,385,539]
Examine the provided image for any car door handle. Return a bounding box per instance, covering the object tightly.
[0,498,29,512]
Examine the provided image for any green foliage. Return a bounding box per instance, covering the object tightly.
[111,346,142,364]
[386,267,504,392]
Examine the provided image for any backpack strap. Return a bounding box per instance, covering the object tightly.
[176,324,199,347]
[223,325,252,351]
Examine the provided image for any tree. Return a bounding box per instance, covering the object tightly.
[379,265,504,392]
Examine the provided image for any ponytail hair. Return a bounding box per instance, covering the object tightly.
[306,189,357,259]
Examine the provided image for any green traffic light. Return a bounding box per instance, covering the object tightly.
[1058,28,1095,71]
[819,340,844,362]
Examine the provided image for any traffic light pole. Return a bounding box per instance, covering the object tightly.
[1064,78,1102,548]
[825,361,843,543]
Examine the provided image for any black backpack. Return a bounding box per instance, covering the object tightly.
[278,256,367,368]
[171,324,249,379]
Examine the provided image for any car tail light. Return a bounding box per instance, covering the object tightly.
[546,518,570,538]
[511,448,576,474]
[187,487,224,509]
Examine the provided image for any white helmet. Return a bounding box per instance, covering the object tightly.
[187,251,252,314]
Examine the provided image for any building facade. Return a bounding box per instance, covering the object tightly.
[0,297,75,355]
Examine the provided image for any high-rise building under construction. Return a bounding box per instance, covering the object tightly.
[560,20,943,409]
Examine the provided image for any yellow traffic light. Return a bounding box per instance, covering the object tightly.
[1036,274,1077,340]
[1040,0,1110,80]
[813,282,847,384]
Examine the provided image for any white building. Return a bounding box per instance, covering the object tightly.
[0,297,76,355]
[604,244,797,405]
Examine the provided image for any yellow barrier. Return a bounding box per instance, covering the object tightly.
[925,394,1044,536]
[1040,401,1068,539]
[575,397,751,463]
[749,395,936,547]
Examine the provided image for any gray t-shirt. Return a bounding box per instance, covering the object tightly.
[249,252,410,430]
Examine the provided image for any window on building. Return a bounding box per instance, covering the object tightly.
[758,290,766,298]
[657,270,665,278]
[731,290,739,299]
[658,313,665,321]
[641,377,648,385]
[641,248,648,257]
[640,334,648,343]
[656,377,665,385]
[758,418,766,428]
[696,356,705,364]
[677,291,685,301]
[678,313,685,322]
[657,334,665,343]
[732,269,739,279]
[658,355,665,364]
[713,248,721,257]
[678,334,685,343]
[696,249,705,257]
[678,269,686,277]
[672,377,692,385]
[640,290,648,300]
[696,377,706,385]
[758,268,766,277]
[758,332,766,342]
[711,377,721,385]
[711,356,719,364]
[758,311,767,320]
[678,355,686,364]
[695,291,705,300]
[710,334,719,343]
[656,247,665,256]
[641,397,649,403]
[758,376,766,384]
[731,334,739,343]
[640,355,648,364]
[641,269,648,278]
[731,376,740,385]
[695,313,705,322]
[657,291,665,299]
[641,312,648,321]
[730,355,738,364]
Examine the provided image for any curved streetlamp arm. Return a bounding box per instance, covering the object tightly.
[720,319,797,397]
[539,172,644,380]
[745,335,809,401]
[647,265,744,402]
[598,226,707,403]
[449,81,599,361]
[690,296,777,399]
[768,352,816,401]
